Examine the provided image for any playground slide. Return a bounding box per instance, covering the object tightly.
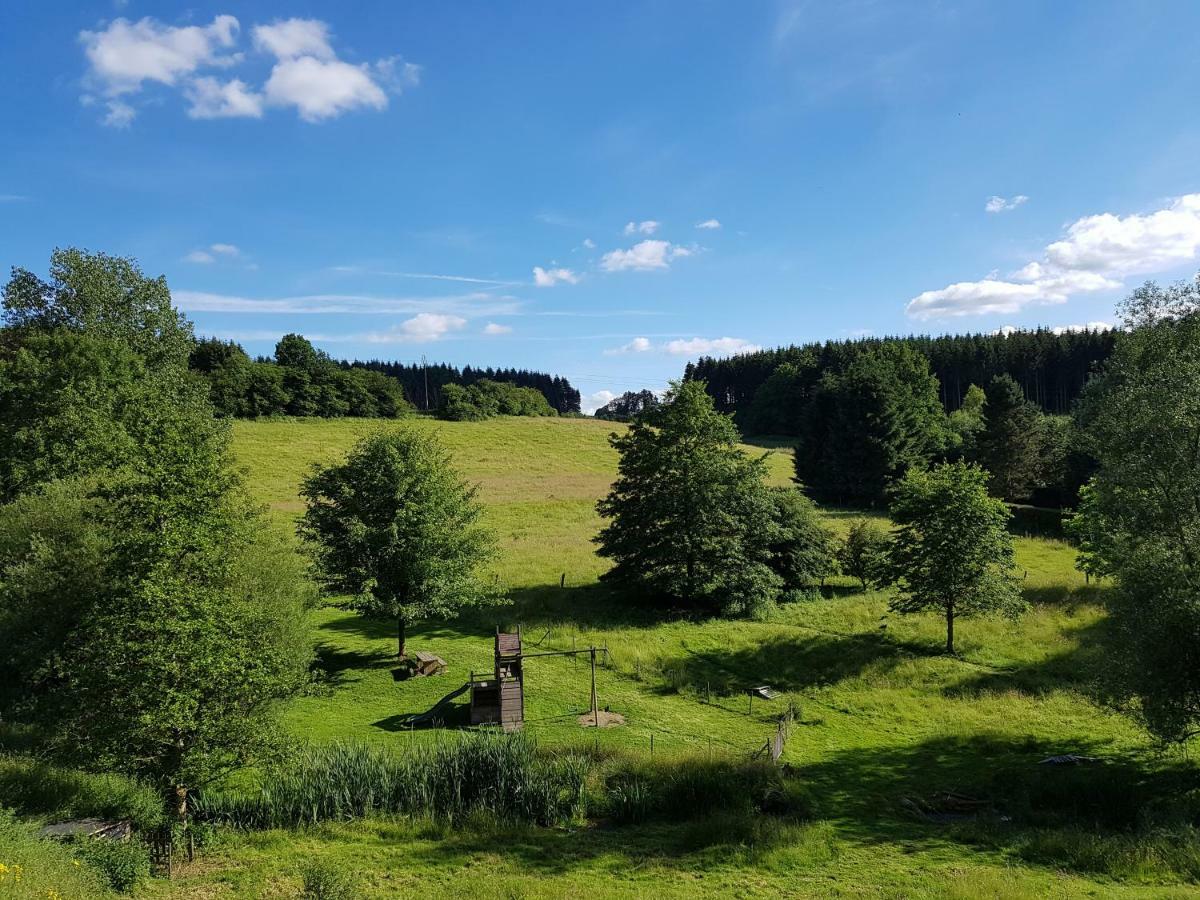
[399,682,471,727]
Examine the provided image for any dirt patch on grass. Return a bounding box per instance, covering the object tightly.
[578,710,626,728]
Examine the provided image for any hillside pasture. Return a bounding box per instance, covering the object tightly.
[136,416,1199,898]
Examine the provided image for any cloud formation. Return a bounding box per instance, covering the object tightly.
[907,194,1200,319]
[532,266,579,287]
[605,335,758,357]
[483,322,512,335]
[624,220,660,236]
[985,195,1028,213]
[695,218,721,230]
[397,312,466,341]
[79,15,417,126]
[600,240,692,272]
[605,337,653,355]
[183,242,240,264]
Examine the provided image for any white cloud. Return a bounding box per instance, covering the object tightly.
[623,220,660,236]
[663,337,760,356]
[600,240,692,272]
[604,337,653,355]
[1051,321,1112,335]
[483,322,512,335]
[103,100,136,128]
[907,193,1200,320]
[80,15,240,98]
[184,243,240,263]
[582,238,596,249]
[604,336,759,357]
[185,77,262,119]
[583,390,616,415]
[251,18,333,59]
[397,313,467,341]
[695,218,721,230]
[173,290,520,317]
[79,14,414,125]
[985,195,1028,213]
[263,56,387,121]
[532,266,579,287]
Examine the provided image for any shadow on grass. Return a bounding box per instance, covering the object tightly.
[798,732,1197,841]
[944,616,1113,699]
[659,630,942,697]
[311,643,395,686]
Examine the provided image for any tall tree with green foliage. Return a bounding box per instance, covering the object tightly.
[795,344,947,505]
[884,462,1023,653]
[1069,277,1200,742]
[596,380,786,615]
[0,250,312,820]
[299,429,497,657]
[973,374,1043,501]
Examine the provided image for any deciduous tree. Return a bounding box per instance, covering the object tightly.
[299,429,497,657]
[884,462,1023,654]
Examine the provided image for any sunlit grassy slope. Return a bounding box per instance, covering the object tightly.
[146,416,1196,898]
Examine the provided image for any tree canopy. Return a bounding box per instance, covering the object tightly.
[596,380,831,615]
[1069,277,1200,742]
[0,250,312,818]
[299,428,498,657]
[884,461,1024,653]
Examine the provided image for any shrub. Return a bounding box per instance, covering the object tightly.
[73,837,150,893]
[299,858,359,900]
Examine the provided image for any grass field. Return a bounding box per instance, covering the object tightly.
[141,416,1199,898]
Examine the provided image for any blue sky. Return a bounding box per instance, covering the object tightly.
[3,2,1199,410]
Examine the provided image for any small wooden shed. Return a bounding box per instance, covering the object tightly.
[469,627,525,731]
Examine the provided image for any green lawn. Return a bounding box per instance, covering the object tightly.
[144,416,1197,898]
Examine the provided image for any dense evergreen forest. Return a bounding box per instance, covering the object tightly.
[353,359,582,415]
[685,328,1115,430]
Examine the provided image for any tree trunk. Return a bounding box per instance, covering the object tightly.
[174,785,189,825]
[397,616,407,658]
[945,604,955,655]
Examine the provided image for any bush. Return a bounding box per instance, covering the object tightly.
[438,380,555,421]
[72,837,150,893]
[299,858,359,900]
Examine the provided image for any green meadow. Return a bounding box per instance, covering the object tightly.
[144,416,1196,898]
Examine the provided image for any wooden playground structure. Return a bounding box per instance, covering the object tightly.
[465,625,612,731]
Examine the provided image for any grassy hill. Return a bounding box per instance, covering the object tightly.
[141,416,1197,899]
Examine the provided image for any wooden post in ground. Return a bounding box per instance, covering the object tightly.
[590,647,599,726]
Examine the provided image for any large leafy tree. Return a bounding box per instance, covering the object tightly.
[299,429,497,657]
[796,344,947,505]
[765,487,839,593]
[884,462,1023,653]
[596,380,786,615]
[0,250,312,819]
[1069,277,1200,742]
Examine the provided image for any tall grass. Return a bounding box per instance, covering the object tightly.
[197,733,589,829]
[600,753,809,825]
[0,808,111,899]
[0,754,163,830]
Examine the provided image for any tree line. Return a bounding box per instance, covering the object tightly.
[190,334,581,420]
[685,327,1115,430]
[355,359,582,415]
